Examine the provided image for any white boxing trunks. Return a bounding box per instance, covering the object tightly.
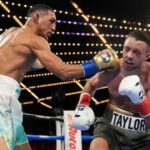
[0,74,28,150]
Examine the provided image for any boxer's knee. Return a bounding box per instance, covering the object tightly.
[15,142,32,150]
[90,137,110,150]
[0,136,9,150]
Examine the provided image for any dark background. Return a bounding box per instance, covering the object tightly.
[1,0,150,149]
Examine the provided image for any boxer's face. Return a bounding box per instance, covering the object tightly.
[36,10,56,40]
[122,37,148,71]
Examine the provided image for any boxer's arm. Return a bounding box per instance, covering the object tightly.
[83,69,120,96]
[31,37,119,80]
[83,72,107,96]
[31,37,83,80]
[72,70,119,130]
[73,69,119,108]
[72,73,102,130]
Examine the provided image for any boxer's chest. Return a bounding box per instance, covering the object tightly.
[108,73,148,112]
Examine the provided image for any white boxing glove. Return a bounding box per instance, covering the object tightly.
[119,75,150,117]
[119,75,145,104]
[72,93,95,130]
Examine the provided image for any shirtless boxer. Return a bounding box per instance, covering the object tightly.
[0,3,119,150]
[72,31,150,150]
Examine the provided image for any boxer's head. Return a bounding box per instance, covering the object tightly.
[27,4,56,40]
[122,31,150,70]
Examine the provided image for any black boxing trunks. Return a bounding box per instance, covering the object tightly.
[92,103,150,150]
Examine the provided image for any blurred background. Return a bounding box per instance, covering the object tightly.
[1,0,150,149]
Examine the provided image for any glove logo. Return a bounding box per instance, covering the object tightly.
[139,90,144,100]
[100,52,111,63]
[74,106,85,117]
[135,81,145,100]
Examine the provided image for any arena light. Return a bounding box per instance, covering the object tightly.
[0,0,10,13]
[24,73,53,78]
[71,1,125,50]
[21,79,87,90]
[13,15,23,27]
[3,0,146,27]
[22,87,109,105]
[0,2,24,27]
[54,31,127,38]
[22,101,34,105]
[39,102,52,109]
[0,11,146,31]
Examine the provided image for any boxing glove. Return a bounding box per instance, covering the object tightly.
[81,48,119,77]
[72,93,95,130]
[119,75,150,117]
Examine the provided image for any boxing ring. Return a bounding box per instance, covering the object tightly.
[24,112,92,150]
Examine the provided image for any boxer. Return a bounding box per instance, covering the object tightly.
[73,31,150,150]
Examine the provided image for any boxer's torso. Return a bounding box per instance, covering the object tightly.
[0,27,42,82]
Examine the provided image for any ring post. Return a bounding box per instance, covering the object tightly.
[64,111,82,150]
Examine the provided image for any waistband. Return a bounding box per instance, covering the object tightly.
[107,103,138,116]
[104,103,146,132]
[0,74,20,98]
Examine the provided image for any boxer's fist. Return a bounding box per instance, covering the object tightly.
[72,93,95,130]
[119,75,145,104]
[81,48,119,77]
[94,48,119,71]
[72,105,95,130]
[119,75,150,117]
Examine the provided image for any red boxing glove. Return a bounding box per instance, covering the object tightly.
[136,96,150,117]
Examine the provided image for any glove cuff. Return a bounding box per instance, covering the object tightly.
[78,93,91,106]
[81,60,99,77]
[136,96,150,117]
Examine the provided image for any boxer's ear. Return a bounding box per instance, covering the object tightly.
[146,52,150,60]
[32,12,40,24]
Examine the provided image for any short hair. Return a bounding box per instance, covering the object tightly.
[128,31,150,53]
[27,4,54,17]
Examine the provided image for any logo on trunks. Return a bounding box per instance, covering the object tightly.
[100,52,111,63]
[110,112,146,132]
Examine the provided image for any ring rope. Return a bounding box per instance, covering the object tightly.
[27,134,92,141]
[23,113,63,122]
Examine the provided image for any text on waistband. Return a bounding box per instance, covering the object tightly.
[110,111,146,132]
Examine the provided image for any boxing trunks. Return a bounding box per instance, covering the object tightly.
[0,75,28,150]
[93,103,150,150]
